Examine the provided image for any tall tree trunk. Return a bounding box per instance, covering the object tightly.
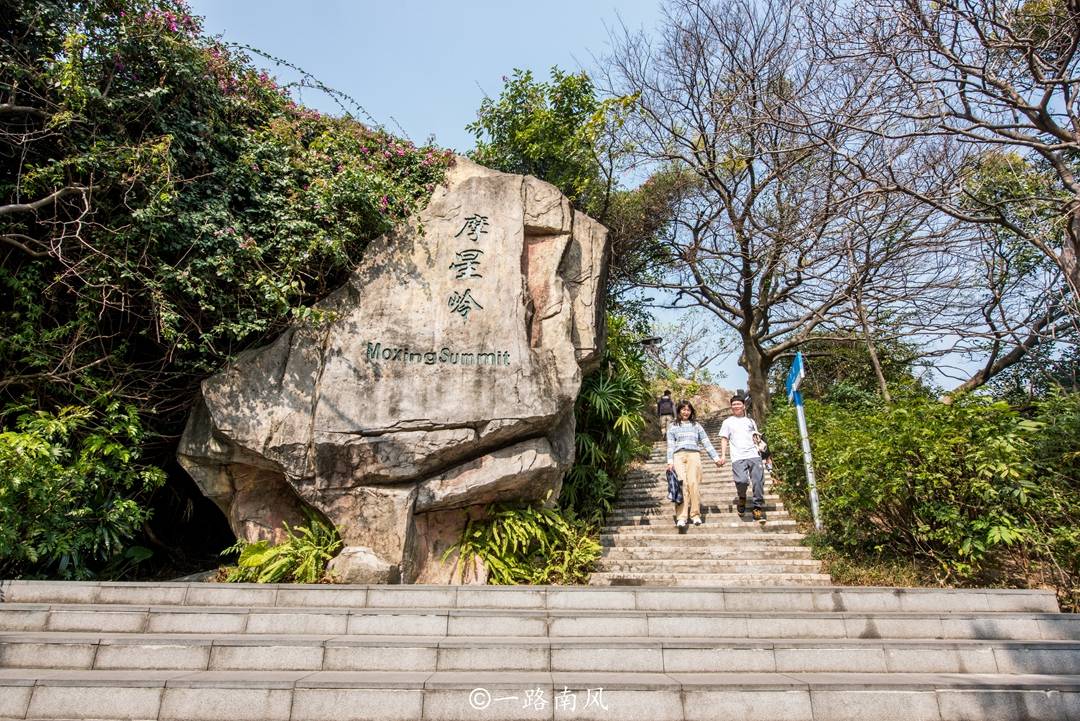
[1066,210,1080,310]
[740,341,772,425]
[854,294,891,403]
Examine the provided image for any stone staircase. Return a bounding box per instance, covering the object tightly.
[1,580,1078,720]
[592,414,830,587]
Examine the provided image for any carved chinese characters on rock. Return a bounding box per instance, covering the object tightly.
[449,248,484,279]
[448,214,489,320]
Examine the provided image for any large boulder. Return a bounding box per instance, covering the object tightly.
[178,158,608,583]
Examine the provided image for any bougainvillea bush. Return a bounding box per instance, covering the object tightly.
[0,0,453,577]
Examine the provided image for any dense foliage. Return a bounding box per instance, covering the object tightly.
[467,67,624,217]
[445,500,601,585]
[0,401,164,579]
[1,0,451,577]
[766,392,1080,609]
[560,315,653,525]
[220,515,342,584]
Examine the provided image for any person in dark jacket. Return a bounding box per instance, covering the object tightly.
[657,390,675,433]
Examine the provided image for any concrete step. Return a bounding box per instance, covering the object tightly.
[605,510,790,525]
[617,485,776,497]
[594,560,824,574]
[614,490,783,500]
[608,502,786,515]
[601,532,811,547]
[602,519,798,533]
[620,474,771,485]
[617,481,778,492]
[588,572,835,587]
[1,669,1077,721]
[611,500,785,512]
[600,545,815,560]
[4,633,1080,675]
[4,604,1076,640]
[1,582,1060,613]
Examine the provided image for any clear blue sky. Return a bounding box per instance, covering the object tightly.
[187,0,663,153]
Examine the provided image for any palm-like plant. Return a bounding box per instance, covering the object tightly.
[561,314,652,525]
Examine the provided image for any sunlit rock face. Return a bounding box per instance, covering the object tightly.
[178,158,609,583]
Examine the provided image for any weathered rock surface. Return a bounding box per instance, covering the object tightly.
[178,158,608,583]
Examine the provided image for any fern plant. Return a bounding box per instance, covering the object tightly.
[444,500,600,585]
[220,514,342,584]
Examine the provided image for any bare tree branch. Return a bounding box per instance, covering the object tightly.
[0,186,85,218]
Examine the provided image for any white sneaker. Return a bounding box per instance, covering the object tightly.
[692,517,702,526]
[675,519,686,528]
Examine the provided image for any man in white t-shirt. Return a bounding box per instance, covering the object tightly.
[717,395,766,522]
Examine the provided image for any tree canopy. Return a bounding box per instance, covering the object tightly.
[0,0,452,577]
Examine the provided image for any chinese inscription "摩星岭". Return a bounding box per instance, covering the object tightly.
[447,214,490,319]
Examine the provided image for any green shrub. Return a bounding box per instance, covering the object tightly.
[445,502,601,585]
[0,401,165,579]
[766,392,1080,609]
[560,314,652,525]
[220,514,342,584]
[1027,390,1080,609]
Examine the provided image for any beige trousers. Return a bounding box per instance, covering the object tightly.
[672,450,702,522]
[660,414,674,434]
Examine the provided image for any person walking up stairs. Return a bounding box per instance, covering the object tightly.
[592,409,829,587]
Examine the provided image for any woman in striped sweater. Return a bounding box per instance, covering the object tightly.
[665,400,722,528]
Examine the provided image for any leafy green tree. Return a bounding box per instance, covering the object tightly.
[0,401,164,578]
[1,0,452,576]
[468,67,623,217]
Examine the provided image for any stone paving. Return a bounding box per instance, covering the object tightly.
[2,425,1079,720]
[0,581,1077,720]
[592,414,830,587]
